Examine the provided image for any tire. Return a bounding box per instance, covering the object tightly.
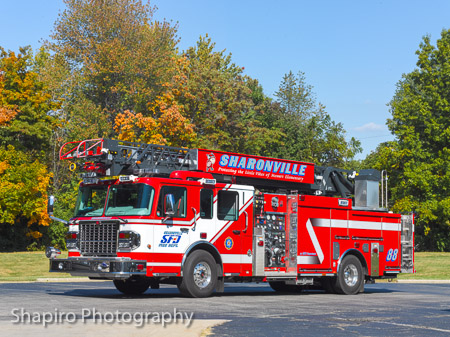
[321,277,339,294]
[335,255,363,295]
[178,250,217,298]
[113,276,151,295]
[269,281,303,293]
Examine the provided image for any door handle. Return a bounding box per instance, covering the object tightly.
[191,207,197,231]
[232,230,241,235]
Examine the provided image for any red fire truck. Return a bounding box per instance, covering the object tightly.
[46,138,414,297]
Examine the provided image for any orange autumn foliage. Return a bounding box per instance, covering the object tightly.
[114,56,196,146]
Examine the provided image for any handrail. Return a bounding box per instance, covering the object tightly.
[243,211,248,233]
[191,207,197,231]
[59,138,104,160]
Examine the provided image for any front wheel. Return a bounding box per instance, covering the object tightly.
[321,277,339,294]
[335,255,363,295]
[177,250,217,298]
[113,277,151,295]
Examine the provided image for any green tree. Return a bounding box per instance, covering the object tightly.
[0,47,59,155]
[47,0,179,135]
[275,71,316,118]
[0,47,58,250]
[0,145,52,251]
[180,35,253,151]
[381,29,450,251]
[273,71,361,166]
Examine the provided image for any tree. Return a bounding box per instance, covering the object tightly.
[179,35,254,151]
[0,46,61,250]
[114,56,196,147]
[273,71,361,166]
[47,0,179,134]
[372,29,450,251]
[0,47,59,154]
[0,146,52,250]
[275,71,316,118]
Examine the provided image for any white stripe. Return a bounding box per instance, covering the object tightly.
[332,219,348,228]
[127,219,193,225]
[222,254,252,264]
[348,220,381,230]
[311,218,400,232]
[311,218,331,227]
[382,222,400,231]
[306,219,324,263]
[297,255,320,264]
[147,262,181,267]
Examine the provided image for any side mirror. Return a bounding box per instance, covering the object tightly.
[164,194,175,216]
[48,195,55,215]
[47,195,69,225]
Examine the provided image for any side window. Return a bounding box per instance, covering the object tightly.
[218,190,239,221]
[157,186,187,218]
[200,189,214,219]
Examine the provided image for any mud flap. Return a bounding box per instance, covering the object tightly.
[216,264,224,293]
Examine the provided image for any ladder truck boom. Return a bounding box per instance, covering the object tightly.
[59,138,373,199]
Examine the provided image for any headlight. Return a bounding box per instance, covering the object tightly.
[65,231,79,250]
[118,231,140,250]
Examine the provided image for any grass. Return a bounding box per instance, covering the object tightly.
[0,251,76,282]
[398,252,450,280]
[0,251,449,282]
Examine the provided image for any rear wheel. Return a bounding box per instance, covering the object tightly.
[178,250,217,298]
[269,281,303,293]
[113,276,151,295]
[335,255,363,295]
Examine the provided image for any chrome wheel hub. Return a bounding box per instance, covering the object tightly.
[343,264,358,287]
[193,262,211,289]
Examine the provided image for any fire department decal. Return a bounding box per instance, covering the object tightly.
[159,231,183,248]
[225,237,234,250]
[206,153,216,172]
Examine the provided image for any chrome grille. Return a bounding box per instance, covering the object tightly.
[79,221,119,256]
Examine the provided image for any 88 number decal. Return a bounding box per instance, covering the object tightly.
[386,248,398,262]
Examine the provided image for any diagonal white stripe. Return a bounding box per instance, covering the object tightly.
[306,219,324,263]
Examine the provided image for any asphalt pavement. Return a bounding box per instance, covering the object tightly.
[0,280,449,336]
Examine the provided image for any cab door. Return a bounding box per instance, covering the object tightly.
[213,186,253,276]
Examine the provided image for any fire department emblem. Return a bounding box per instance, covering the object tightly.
[225,237,233,250]
[206,153,216,172]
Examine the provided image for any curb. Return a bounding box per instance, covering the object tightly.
[35,277,98,282]
[396,279,450,284]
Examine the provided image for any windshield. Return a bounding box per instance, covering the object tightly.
[105,184,154,216]
[74,185,109,216]
[74,183,155,217]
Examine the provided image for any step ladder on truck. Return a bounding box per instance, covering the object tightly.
[46,138,415,297]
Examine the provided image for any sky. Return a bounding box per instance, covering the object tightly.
[1,0,450,159]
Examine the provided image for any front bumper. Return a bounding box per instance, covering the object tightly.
[49,257,147,279]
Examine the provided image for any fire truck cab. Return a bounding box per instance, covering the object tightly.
[47,139,414,297]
